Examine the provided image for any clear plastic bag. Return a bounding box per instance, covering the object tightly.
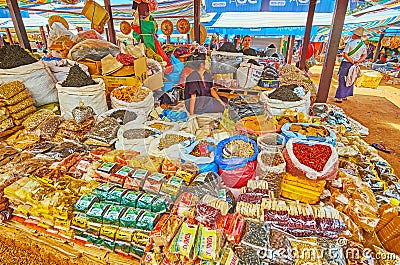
[68,39,120,61]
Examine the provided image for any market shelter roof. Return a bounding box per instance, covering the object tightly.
[0,13,49,28]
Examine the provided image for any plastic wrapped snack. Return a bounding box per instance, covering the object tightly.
[268,226,294,265]
[74,193,99,213]
[160,176,186,199]
[0,107,9,122]
[196,203,222,229]
[37,115,63,140]
[92,183,116,201]
[135,211,159,231]
[173,192,199,219]
[3,89,30,106]
[137,193,157,211]
[187,172,220,198]
[150,214,183,247]
[143,173,166,194]
[194,224,223,261]
[105,187,127,204]
[72,102,95,124]
[119,208,144,230]
[176,162,199,185]
[85,117,120,145]
[103,205,126,227]
[11,105,37,120]
[241,220,269,248]
[121,190,143,208]
[86,202,110,225]
[0,118,13,132]
[169,222,199,258]
[128,155,164,172]
[0,81,26,100]
[6,97,35,114]
[123,169,147,191]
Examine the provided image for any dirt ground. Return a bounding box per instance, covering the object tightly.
[309,65,400,175]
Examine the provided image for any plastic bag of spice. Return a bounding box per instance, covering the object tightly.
[227,96,266,122]
[255,150,285,198]
[283,139,338,180]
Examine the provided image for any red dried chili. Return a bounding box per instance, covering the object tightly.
[292,143,332,172]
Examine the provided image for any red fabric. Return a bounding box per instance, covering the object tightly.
[154,36,172,74]
[299,43,315,59]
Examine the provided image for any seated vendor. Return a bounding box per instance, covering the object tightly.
[184,52,228,115]
[240,35,257,56]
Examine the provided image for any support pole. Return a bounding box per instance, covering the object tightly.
[299,0,317,70]
[6,0,31,50]
[373,32,385,62]
[39,26,47,48]
[287,35,295,64]
[187,34,190,44]
[0,35,4,47]
[104,0,116,44]
[5,28,14,45]
[167,35,171,44]
[193,0,200,43]
[284,35,290,63]
[317,0,349,103]
[46,24,50,35]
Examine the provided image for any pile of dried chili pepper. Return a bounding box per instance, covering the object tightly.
[292,143,332,172]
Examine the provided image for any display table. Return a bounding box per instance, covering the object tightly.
[0,219,139,265]
[355,70,383,89]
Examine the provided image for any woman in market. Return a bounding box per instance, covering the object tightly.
[334,27,367,103]
[184,51,228,115]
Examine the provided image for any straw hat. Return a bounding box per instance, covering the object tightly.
[49,15,69,30]
[353,27,364,37]
[101,54,124,76]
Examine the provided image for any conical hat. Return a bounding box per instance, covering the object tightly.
[101,54,124,76]
[190,24,207,44]
[49,15,69,30]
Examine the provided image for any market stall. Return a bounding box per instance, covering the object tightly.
[1,1,400,264]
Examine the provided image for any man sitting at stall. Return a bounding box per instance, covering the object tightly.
[240,35,257,56]
[184,51,228,115]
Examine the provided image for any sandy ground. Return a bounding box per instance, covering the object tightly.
[309,65,400,175]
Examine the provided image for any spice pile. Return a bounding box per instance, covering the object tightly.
[292,142,332,172]
[268,84,302,102]
[223,139,254,158]
[123,129,155,139]
[289,124,330,137]
[112,86,150,103]
[0,45,37,69]
[279,65,315,92]
[61,64,97,87]
[159,134,190,150]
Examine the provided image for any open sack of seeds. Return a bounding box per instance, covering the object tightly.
[283,139,338,180]
[260,84,310,116]
[148,131,195,160]
[56,65,107,119]
[116,123,160,152]
[215,135,258,188]
[281,122,337,146]
[0,46,58,106]
[111,85,154,116]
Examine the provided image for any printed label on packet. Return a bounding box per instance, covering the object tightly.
[116,166,134,177]
[98,162,117,173]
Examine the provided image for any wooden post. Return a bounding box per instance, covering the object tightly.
[5,28,14,45]
[284,35,290,63]
[46,24,50,35]
[373,32,385,62]
[105,28,110,42]
[167,35,171,44]
[187,33,190,44]
[39,26,47,48]
[0,35,4,47]
[317,0,349,103]
[104,0,116,44]
[287,35,295,64]
[6,0,31,51]
[299,0,317,70]
[193,0,200,43]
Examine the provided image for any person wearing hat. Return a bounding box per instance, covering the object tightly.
[334,26,367,103]
[184,51,228,115]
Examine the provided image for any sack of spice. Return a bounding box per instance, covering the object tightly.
[227,96,266,122]
[215,135,259,188]
[181,138,218,165]
[283,139,338,180]
[255,150,286,198]
[281,122,336,146]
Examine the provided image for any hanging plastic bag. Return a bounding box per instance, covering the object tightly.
[164,55,184,85]
[237,62,264,89]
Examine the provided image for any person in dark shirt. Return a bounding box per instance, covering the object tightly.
[184,52,227,115]
[240,35,257,56]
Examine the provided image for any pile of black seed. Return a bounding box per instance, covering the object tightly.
[61,64,97,87]
[268,84,302,102]
[0,46,37,69]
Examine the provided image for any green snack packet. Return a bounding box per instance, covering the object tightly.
[103,205,126,227]
[74,229,87,241]
[74,193,99,213]
[101,239,115,251]
[93,183,116,201]
[119,208,144,230]
[86,202,110,225]
[86,234,102,245]
[121,190,143,208]
[106,187,128,204]
[160,176,185,199]
[115,241,131,255]
[130,245,145,258]
[137,193,157,211]
[136,211,158,231]
[151,197,169,213]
